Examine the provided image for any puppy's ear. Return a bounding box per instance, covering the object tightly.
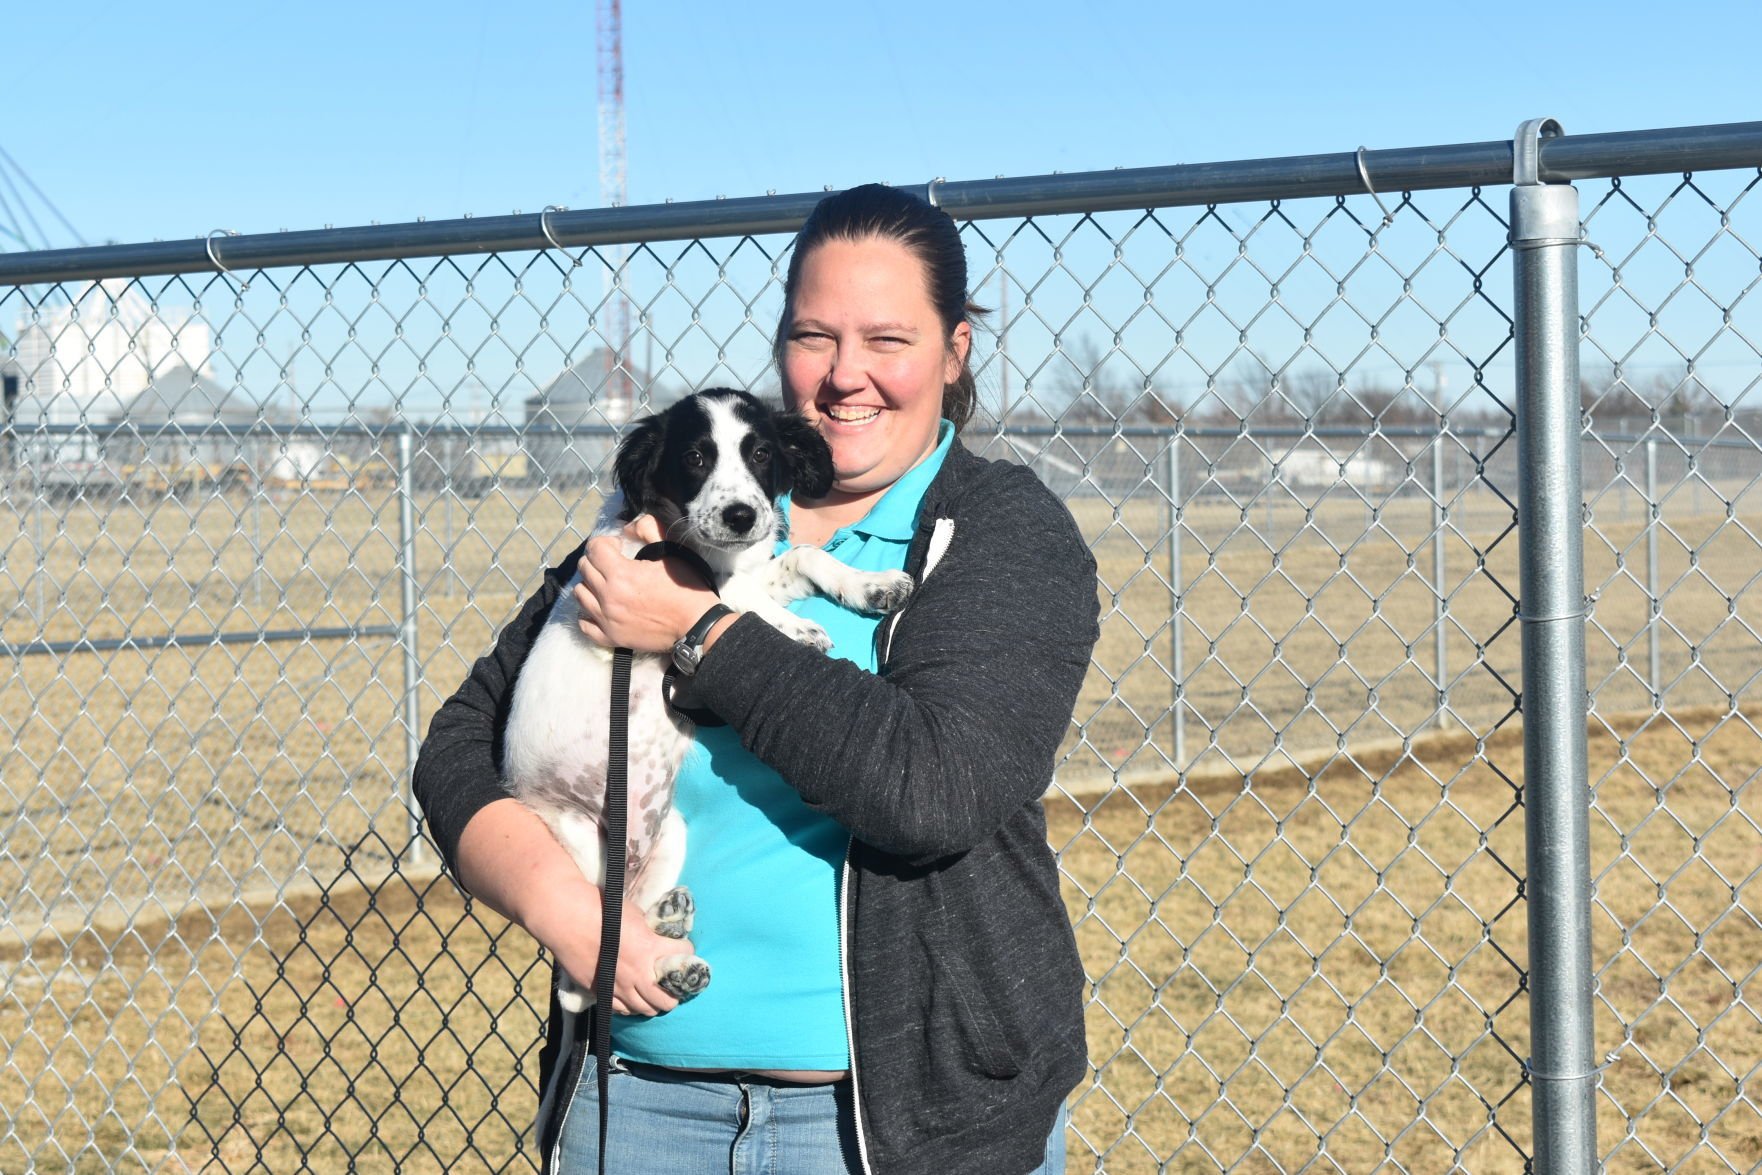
[613,412,666,518]
[774,411,834,500]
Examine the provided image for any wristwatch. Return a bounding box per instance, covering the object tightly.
[671,603,735,677]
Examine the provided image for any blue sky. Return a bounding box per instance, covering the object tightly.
[5,0,1758,249]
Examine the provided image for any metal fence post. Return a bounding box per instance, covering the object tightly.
[1645,436,1661,703]
[445,483,457,597]
[251,470,265,611]
[396,421,425,865]
[1433,424,1449,727]
[1168,435,1185,767]
[31,481,46,623]
[1690,442,1703,515]
[1511,117,1598,1174]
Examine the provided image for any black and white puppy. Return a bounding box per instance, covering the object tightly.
[503,388,913,1011]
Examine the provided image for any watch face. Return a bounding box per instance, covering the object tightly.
[673,640,701,676]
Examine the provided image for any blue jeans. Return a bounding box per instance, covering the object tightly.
[552,1055,1067,1175]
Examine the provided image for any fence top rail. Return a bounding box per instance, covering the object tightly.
[0,121,1757,288]
[10,418,1753,451]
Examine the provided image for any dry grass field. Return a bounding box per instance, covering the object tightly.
[3,711,1759,1172]
[4,475,1762,1171]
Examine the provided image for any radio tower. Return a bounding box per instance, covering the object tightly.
[597,0,633,419]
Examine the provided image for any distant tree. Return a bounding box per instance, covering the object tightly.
[1116,389,1180,426]
[1658,372,1724,433]
[1280,368,1339,421]
[1580,362,1649,430]
[1209,354,1276,424]
[1051,334,1139,424]
[1214,360,1345,425]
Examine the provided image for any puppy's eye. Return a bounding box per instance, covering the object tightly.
[684,450,705,469]
[751,445,772,464]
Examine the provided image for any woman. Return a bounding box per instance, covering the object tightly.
[414,184,1100,1175]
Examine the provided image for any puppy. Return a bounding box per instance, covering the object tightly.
[503,388,913,1012]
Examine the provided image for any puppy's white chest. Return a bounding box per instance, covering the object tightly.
[502,576,693,859]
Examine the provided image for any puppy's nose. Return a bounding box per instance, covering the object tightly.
[722,504,757,534]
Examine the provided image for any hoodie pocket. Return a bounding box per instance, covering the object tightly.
[924,949,1023,1100]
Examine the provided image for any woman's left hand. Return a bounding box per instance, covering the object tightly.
[573,515,721,653]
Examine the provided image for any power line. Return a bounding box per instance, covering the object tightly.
[0,145,85,250]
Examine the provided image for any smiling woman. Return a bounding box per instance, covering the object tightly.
[415,184,1100,1175]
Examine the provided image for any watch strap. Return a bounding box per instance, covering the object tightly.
[682,602,736,648]
[673,603,735,675]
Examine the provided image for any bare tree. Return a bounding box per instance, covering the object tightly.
[1207,354,1276,424]
[1052,333,1138,423]
[1346,381,1442,426]
[1580,362,1648,430]
[1652,370,1722,432]
[1280,367,1341,422]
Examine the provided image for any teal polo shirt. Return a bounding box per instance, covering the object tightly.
[613,422,954,1068]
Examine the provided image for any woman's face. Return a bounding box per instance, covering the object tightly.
[781,235,971,499]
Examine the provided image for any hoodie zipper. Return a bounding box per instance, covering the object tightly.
[841,515,956,1175]
[837,841,873,1175]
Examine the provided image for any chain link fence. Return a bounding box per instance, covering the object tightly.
[2,124,1761,1171]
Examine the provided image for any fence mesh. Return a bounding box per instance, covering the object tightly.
[2,161,1760,1172]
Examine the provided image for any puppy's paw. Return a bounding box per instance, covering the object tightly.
[655,954,711,1001]
[773,615,832,652]
[649,886,695,939]
[860,571,914,614]
[558,972,592,1014]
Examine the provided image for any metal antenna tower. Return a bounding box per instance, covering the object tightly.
[597,0,633,418]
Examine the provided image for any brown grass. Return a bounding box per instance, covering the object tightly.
[3,483,1761,1171]
[3,711,1760,1172]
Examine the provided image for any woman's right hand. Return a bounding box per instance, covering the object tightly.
[454,798,694,1017]
[525,891,696,1018]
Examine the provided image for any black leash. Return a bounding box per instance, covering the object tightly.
[592,639,633,1170]
[534,539,723,1170]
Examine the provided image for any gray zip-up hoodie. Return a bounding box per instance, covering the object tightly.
[414,441,1101,1175]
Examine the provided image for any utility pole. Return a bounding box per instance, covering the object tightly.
[1430,361,1450,729]
[999,272,1009,413]
[597,0,632,419]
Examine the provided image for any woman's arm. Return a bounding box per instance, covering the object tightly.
[456,798,692,1017]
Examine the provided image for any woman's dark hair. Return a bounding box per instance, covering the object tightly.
[776,183,986,432]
